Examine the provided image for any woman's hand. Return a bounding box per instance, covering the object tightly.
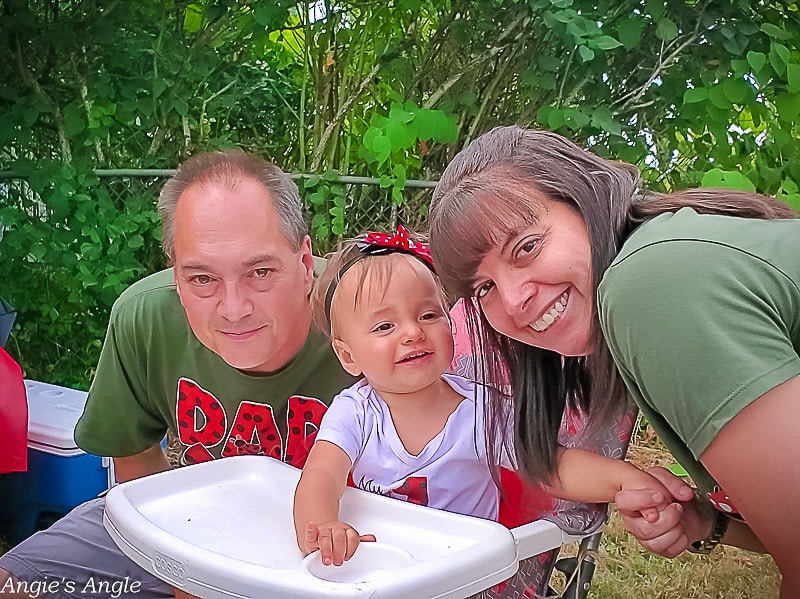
[302,520,376,566]
[614,466,712,558]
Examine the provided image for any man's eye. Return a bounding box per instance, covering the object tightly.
[192,275,212,285]
[474,281,494,299]
[254,268,272,279]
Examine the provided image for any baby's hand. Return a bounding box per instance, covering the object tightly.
[304,521,376,566]
[637,493,668,523]
[619,472,673,524]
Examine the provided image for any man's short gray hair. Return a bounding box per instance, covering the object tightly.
[158,150,307,260]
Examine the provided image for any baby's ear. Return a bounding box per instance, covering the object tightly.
[332,339,362,377]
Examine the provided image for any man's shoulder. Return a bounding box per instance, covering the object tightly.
[108,268,187,339]
[112,268,178,315]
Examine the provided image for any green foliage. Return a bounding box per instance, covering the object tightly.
[303,172,348,240]
[361,102,458,205]
[2,0,800,387]
[0,168,164,386]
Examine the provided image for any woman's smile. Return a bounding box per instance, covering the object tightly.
[474,197,595,357]
[530,290,569,332]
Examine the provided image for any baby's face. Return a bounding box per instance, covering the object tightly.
[331,254,454,401]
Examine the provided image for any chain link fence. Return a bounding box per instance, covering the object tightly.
[311,175,435,245]
[0,169,439,385]
[0,170,436,254]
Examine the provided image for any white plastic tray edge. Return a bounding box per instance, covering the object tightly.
[427,562,520,599]
[105,512,278,599]
[104,469,328,599]
[105,461,512,598]
[104,456,580,598]
[511,519,588,560]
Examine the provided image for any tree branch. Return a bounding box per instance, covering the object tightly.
[15,33,72,162]
[422,12,528,110]
[464,40,524,147]
[199,78,238,134]
[309,61,381,171]
[78,46,105,165]
[614,1,710,111]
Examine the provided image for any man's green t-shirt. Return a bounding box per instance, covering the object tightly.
[74,268,356,468]
[598,208,800,493]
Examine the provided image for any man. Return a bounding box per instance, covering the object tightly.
[0,151,356,598]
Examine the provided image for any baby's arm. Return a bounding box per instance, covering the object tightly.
[545,447,670,521]
[293,440,374,565]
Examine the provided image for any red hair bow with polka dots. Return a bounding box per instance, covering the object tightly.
[357,224,434,269]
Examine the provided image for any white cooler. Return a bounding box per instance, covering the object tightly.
[0,380,111,545]
[103,455,581,599]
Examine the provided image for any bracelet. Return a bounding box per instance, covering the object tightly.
[688,491,729,554]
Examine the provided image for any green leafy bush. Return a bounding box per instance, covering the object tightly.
[0,164,164,388]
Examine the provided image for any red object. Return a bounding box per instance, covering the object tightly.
[708,489,740,516]
[497,468,556,529]
[360,225,433,267]
[0,347,28,473]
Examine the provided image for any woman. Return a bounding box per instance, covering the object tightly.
[428,126,799,597]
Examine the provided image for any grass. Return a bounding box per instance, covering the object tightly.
[582,510,781,599]
[550,420,781,599]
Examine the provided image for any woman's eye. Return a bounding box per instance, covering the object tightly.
[518,238,538,257]
[474,281,494,299]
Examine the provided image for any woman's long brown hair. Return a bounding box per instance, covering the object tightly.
[429,125,796,484]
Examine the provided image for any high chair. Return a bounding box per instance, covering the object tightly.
[99,299,637,599]
[449,300,637,599]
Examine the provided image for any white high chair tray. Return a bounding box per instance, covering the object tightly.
[103,455,572,599]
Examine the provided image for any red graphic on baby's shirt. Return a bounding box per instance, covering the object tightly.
[394,476,429,506]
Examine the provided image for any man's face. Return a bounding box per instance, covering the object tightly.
[172,176,314,373]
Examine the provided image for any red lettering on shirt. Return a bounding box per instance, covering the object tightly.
[183,443,214,465]
[284,395,328,468]
[174,380,328,467]
[176,379,227,461]
[222,402,282,459]
[395,476,429,506]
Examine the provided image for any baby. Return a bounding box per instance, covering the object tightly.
[293,226,669,566]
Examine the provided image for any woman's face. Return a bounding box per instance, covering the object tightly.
[472,195,595,357]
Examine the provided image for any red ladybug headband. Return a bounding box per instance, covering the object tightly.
[323,225,435,325]
[356,225,433,266]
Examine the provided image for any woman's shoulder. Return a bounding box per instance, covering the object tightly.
[606,208,800,293]
[614,207,799,268]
